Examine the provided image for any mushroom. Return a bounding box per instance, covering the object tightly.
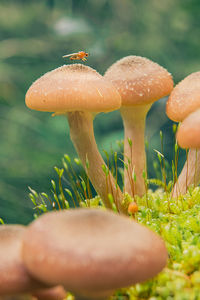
[105,56,173,198]
[176,109,200,149]
[22,208,167,300]
[0,225,47,296]
[166,71,200,196]
[25,64,126,213]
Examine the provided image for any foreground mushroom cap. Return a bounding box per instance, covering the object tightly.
[176,109,200,149]
[0,225,45,295]
[25,64,121,113]
[104,55,173,106]
[22,209,167,298]
[166,71,200,122]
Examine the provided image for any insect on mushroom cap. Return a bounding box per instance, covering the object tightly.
[166,71,200,122]
[25,64,121,114]
[104,56,173,106]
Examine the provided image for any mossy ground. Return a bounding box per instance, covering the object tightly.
[112,187,200,300]
[31,186,200,299]
[28,152,200,300]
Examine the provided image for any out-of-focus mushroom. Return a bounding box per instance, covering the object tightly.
[22,208,167,300]
[176,109,200,192]
[177,109,200,149]
[166,72,200,122]
[166,72,200,196]
[105,56,173,198]
[25,64,126,213]
[0,225,47,296]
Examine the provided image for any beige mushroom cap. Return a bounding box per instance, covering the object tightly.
[104,56,173,106]
[0,225,45,295]
[166,72,200,122]
[176,109,200,149]
[25,64,121,113]
[22,208,167,296]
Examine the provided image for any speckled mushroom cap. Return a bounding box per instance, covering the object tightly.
[0,225,45,295]
[22,208,167,296]
[176,109,200,149]
[25,64,121,113]
[166,72,200,122]
[104,56,173,106]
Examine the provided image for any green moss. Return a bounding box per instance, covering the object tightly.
[29,157,200,300]
[110,187,200,299]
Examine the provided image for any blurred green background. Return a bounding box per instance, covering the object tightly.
[0,0,200,224]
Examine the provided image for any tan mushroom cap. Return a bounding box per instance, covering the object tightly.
[104,56,173,106]
[176,109,200,149]
[0,225,45,295]
[166,72,200,122]
[22,208,167,296]
[25,64,121,113]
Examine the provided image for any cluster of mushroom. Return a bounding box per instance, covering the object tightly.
[167,72,200,197]
[3,55,198,299]
[0,209,167,300]
[25,56,174,212]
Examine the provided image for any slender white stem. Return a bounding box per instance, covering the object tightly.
[67,111,126,214]
[172,149,200,197]
[120,105,151,198]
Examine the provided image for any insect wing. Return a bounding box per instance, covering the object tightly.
[62,52,78,58]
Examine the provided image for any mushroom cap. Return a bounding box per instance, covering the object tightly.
[176,109,200,149]
[0,225,45,295]
[22,208,167,296]
[25,64,121,113]
[104,56,173,106]
[166,72,200,122]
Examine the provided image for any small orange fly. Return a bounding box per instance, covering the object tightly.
[62,51,89,62]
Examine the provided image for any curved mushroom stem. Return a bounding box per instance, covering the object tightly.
[120,105,151,198]
[172,149,200,197]
[67,111,126,214]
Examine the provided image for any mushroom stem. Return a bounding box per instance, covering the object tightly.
[0,296,32,300]
[75,294,110,300]
[120,105,151,198]
[172,149,200,197]
[74,289,113,300]
[67,111,126,213]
